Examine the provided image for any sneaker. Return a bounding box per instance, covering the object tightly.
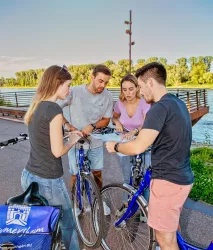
[116,204,127,217]
[103,201,111,216]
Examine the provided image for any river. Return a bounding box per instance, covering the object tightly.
[0,87,212,144]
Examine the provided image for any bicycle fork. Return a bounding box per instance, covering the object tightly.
[77,147,93,210]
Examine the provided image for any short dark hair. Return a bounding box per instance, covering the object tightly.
[135,62,167,86]
[92,64,111,77]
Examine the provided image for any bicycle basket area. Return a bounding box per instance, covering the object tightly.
[0,205,60,250]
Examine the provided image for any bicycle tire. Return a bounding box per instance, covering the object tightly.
[100,183,156,250]
[73,173,104,248]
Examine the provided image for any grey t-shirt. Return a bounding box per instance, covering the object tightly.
[61,84,113,148]
[143,93,194,185]
[26,101,63,179]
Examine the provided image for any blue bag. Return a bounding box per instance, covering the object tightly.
[0,205,60,250]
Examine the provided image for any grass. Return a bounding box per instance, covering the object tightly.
[189,147,213,205]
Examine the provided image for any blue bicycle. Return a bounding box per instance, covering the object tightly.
[99,150,213,250]
[72,137,104,248]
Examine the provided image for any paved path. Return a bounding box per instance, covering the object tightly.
[0,118,213,249]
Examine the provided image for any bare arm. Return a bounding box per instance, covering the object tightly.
[62,115,78,132]
[112,111,123,133]
[81,117,111,135]
[50,114,81,158]
[95,117,111,128]
[112,111,120,125]
[105,128,159,155]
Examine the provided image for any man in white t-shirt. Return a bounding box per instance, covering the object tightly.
[61,64,113,215]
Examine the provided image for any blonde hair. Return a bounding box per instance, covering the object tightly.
[24,65,71,125]
[119,74,141,102]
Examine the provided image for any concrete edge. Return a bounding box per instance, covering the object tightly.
[0,117,24,123]
[184,198,213,216]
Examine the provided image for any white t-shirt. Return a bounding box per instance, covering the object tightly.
[61,84,113,148]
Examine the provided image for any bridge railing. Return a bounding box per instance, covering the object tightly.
[0,88,208,113]
[0,91,35,107]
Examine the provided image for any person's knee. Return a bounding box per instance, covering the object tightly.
[155,230,177,248]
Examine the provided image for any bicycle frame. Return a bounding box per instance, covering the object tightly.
[76,140,93,211]
[177,231,213,250]
[114,153,213,250]
[115,164,152,227]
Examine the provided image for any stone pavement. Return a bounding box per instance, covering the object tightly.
[0,118,213,249]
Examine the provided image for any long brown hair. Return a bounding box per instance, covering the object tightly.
[24,65,71,125]
[119,74,140,102]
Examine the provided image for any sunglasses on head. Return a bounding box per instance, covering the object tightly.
[59,65,68,72]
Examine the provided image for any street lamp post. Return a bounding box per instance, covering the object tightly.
[125,10,135,74]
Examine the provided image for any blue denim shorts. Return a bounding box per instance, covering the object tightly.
[68,146,103,175]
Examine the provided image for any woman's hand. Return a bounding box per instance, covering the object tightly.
[121,130,135,141]
[115,120,124,133]
[68,131,83,144]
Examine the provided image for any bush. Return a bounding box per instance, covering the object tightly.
[0,96,6,106]
[189,147,213,205]
[0,96,13,107]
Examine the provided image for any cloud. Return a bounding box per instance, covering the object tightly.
[0,56,80,77]
[0,56,36,65]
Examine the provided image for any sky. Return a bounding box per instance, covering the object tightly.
[0,0,213,77]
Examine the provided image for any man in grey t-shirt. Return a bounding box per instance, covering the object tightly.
[61,65,113,214]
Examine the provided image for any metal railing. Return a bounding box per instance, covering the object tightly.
[0,91,35,107]
[172,89,208,112]
[0,88,208,113]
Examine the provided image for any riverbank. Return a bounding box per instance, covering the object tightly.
[1,85,213,89]
[167,84,213,89]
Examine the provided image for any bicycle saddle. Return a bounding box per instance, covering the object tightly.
[6,182,48,206]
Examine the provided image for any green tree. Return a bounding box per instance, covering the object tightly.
[203,56,213,72]
[145,57,158,64]
[189,62,207,85]
[159,57,167,66]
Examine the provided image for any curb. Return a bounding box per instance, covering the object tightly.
[184,198,213,217]
[0,117,24,123]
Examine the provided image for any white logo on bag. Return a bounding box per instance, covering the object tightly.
[6,206,31,226]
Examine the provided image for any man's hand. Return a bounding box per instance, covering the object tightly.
[105,141,117,153]
[81,125,94,137]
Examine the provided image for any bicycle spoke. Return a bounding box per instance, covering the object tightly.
[100,184,155,250]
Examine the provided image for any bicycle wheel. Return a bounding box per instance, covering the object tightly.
[100,183,156,250]
[73,173,104,248]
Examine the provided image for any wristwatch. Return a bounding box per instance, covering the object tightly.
[91,123,96,131]
[114,142,120,152]
[134,128,140,136]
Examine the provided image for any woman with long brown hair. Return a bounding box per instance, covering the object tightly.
[22,65,82,250]
[112,74,150,211]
